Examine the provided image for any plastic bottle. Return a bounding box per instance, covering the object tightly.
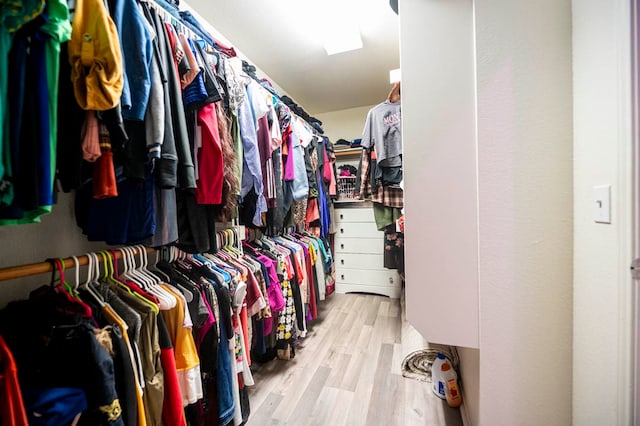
[431,353,448,399]
[441,362,463,408]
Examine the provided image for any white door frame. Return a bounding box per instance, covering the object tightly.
[626,0,638,424]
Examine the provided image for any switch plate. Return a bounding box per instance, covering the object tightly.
[593,185,611,224]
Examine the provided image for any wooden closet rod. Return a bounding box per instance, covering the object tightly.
[0,246,156,282]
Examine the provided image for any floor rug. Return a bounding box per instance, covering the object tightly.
[401,348,446,382]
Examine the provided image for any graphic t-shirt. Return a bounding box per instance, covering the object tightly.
[361,101,402,167]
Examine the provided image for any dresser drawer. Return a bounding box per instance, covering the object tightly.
[335,222,381,239]
[335,283,401,299]
[335,237,383,254]
[335,253,384,270]
[335,207,376,223]
[336,268,400,287]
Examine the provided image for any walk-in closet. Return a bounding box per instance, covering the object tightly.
[0,0,462,424]
[2,0,629,424]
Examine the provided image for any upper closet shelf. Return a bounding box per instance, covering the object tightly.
[334,147,363,158]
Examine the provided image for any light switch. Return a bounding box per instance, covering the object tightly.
[593,185,611,224]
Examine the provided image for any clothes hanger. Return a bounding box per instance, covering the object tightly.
[125,246,153,290]
[173,246,193,273]
[134,245,160,287]
[176,246,187,261]
[233,228,244,255]
[72,256,81,293]
[228,228,236,246]
[52,258,93,318]
[136,245,176,309]
[121,246,168,310]
[100,250,136,294]
[218,230,226,249]
[167,247,193,271]
[241,241,260,257]
[123,246,158,296]
[200,250,233,283]
[81,253,106,307]
[216,232,222,250]
[148,248,171,283]
[163,245,173,263]
[222,229,241,258]
[56,257,79,299]
[184,249,204,267]
[172,246,180,262]
[191,253,211,268]
[112,248,160,314]
[113,247,134,285]
[86,252,99,289]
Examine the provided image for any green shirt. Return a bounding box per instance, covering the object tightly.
[0,0,71,224]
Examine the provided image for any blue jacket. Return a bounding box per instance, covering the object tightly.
[110,0,153,121]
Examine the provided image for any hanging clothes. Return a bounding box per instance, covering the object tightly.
[195,103,224,205]
[108,0,153,121]
[357,99,405,271]
[0,335,28,426]
[361,100,402,172]
[238,78,267,227]
[0,0,345,419]
[69,0,124,111]
[0,0,71,225]
[0,296,125,426]
[159,285,202,407]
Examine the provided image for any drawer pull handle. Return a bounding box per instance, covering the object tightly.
[340,259,344,265]
[389,277,394,284]
[340,214,344,219]
[340,228,344,234]
[340,244,344,249]
[341,274,345,280]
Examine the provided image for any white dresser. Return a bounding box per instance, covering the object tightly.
[333,203,401,298]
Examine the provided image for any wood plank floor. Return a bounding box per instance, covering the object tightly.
[246,291,464,426]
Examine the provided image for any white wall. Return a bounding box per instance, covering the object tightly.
[572,0,634,424]
[401,0,574,424]
[457,347,479,426]
[474,0,574,424]
[318,104,378,173]
[314,104,376,143]
[0,192,108,307]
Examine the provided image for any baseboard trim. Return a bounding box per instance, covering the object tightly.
[460,402,471,426]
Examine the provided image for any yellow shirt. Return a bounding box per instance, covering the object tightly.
[102,304,147,426]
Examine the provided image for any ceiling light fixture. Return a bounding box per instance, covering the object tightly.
[323,28,363,55]
[321,0,364,56]
[389,68,401,83]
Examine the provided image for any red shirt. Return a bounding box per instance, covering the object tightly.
[195,103,224,205]
[0,335,28,426]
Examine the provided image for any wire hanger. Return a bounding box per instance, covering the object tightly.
[135,245,176,310]
[82,253,106,307]
[149,248,171,282]
[125,246,153,290]
[111,248,159,314]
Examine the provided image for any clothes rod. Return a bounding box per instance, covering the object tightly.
[0,246,156,282]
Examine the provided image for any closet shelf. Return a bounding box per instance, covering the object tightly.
[0,246,155,282]
[334,147,362,158]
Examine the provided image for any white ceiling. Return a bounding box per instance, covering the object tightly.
[189,0,400,115]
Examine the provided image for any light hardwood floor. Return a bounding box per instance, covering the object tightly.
[246,291,464,426]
